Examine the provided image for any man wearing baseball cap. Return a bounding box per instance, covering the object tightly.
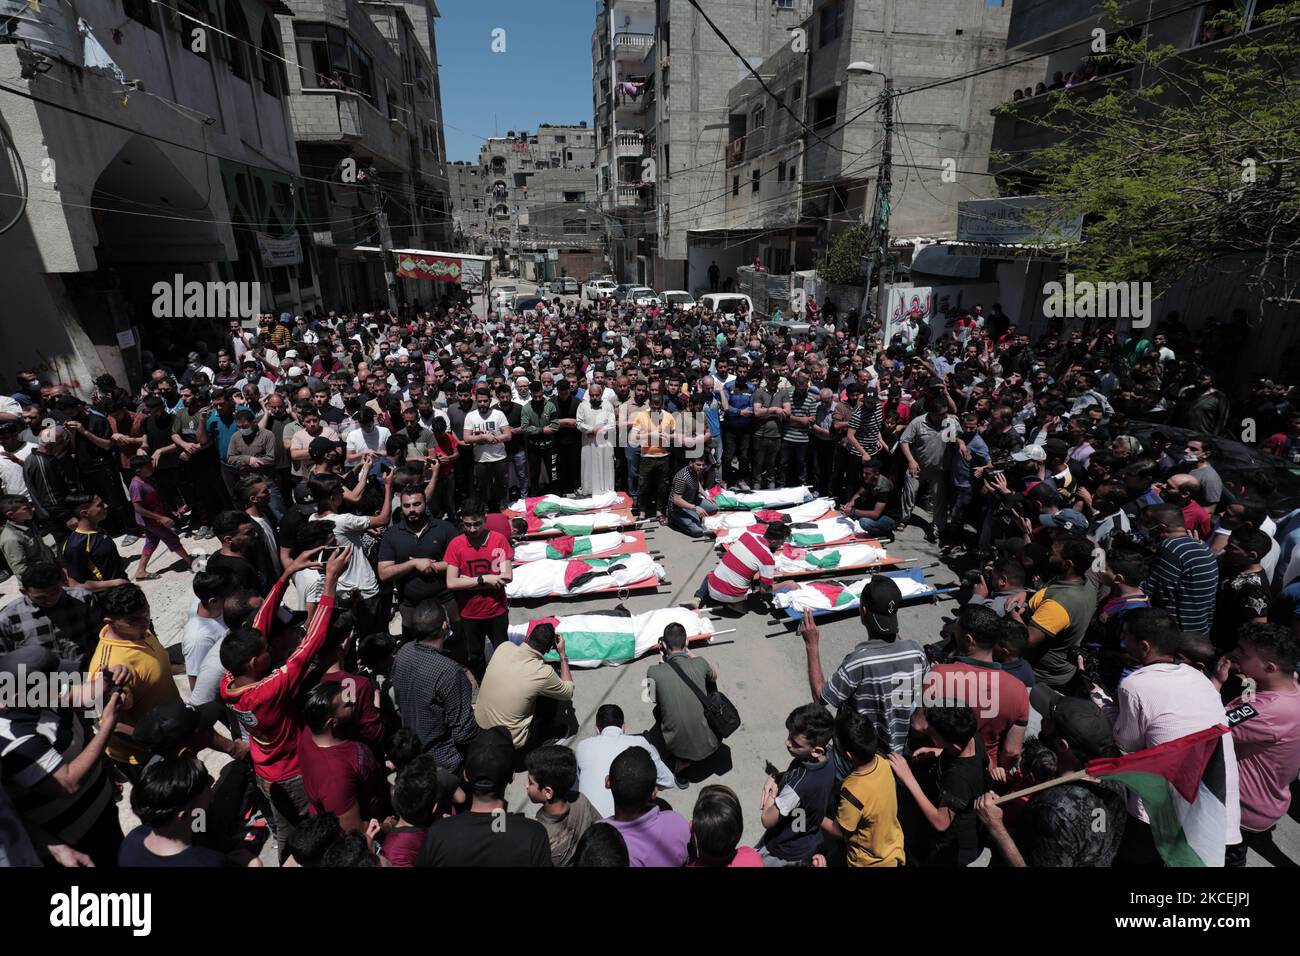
[798,576,928,755]
[974,684,1126,867]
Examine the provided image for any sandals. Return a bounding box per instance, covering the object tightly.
[135,572,160,581]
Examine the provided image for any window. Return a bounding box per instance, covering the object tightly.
[819,0,846,48]
[791,80,803,101]
[472,199,481,210]
[259,18,284,97]
[563,191,586,203]
[348,40,375,103]
[751,103,766,131]
[751,169,760,193]
[778,160,787,182]
[564,219,586,235]
[732,175,740,196]
[123,0,156,30]
[224,0,252,80]
[422,123,434,152]
[811,89,838,130]
[567,150,574,161]
[385,79,400,122]
[554,134,567,143]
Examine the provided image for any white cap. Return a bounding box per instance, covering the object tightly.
[287,367,304,378]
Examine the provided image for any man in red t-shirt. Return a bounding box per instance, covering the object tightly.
[922,603,1029,774]
[1164,473,1212,541]
[220,547,350,860]
[297,681,390,832]
[445,500,514,680]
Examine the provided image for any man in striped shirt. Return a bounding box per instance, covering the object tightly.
[0,645,125,866]
[695,523,797,608]
[780,372,820,488]
[1140,502,1219,636]
[797,576,928,755]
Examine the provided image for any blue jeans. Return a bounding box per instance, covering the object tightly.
[507,449,528,498]
[856,514,896,536]
[670,497,719,538]
[625,446,640,502]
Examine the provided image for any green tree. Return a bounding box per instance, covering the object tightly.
[994,0,1300,301]
[816,223,872,286]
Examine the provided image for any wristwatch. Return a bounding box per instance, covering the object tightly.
[477,575,484,587]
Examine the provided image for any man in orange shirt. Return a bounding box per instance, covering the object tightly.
[629,384,676,524]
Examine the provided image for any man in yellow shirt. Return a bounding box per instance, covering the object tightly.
[824,708,905,866]
[629,384,676,524]
[90,584,180,777]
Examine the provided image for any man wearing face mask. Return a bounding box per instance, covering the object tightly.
[447,382,477,499]
[226,408,284,521]
[259,392,294,507]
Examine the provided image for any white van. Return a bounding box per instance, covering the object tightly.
[698,292,754,319]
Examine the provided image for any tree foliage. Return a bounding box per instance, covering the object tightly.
[993,0,1300,301]
[817,223,872,286]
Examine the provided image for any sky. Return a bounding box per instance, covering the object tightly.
[435,0,600,162]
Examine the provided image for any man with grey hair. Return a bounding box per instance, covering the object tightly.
[22,426,77,543]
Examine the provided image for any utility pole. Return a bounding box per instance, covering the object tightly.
[873,77,894,332]
[368,168,399,313]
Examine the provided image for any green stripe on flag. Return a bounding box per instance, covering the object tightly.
[542,630,637,663]
[790,532,827,547]
[545,539,593,560]
[555,521,594,535]
[534,500,586,516]
[1105,771,1208,867]
[803,550,841,569]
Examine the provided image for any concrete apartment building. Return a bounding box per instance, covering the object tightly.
[0,0,311,390]
[591,0,812,291]
[449,123,602,282]
[719,0,1032,292]
[988,0,1300,378]
[280,0,452,309]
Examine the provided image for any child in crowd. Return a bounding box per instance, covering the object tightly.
[526,745,599,867]
[128,455,193,581]
[691,785,763,867]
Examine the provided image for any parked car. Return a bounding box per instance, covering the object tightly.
[490,284,518,306]
[628,286,660,308]
[698,292,755,319]
[511,295,547,313]
[548,276,579,295]
[584,278,618,301]
[660,290,696,309]
[609,283,638,304]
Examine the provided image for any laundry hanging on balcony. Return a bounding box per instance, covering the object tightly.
[616,81,644,100]
[79,17,126,85]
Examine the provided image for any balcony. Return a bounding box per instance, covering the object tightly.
[612,184,642,209]
[613,32,653,56]
[614,132,645,159]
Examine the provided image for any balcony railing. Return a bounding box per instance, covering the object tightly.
[614,132,645,158]
[613,32,653,53]
[613,184,642,208]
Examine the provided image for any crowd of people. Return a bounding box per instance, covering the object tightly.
[1,290,1299,868]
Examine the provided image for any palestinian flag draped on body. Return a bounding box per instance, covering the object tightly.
[1086,725,1230,867]
[507,608,716,668]
[705,485,813,511]
[511,492,623,516]
[513,532,631,563]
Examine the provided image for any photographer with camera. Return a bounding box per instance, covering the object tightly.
[967,558,1029,618]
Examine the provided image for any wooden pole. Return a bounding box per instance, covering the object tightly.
[992,769,1094,805]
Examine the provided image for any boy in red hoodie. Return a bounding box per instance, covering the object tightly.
[219,546,351,861]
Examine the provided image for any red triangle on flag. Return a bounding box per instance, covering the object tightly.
[563,560,595,590]
[549,536,575,557]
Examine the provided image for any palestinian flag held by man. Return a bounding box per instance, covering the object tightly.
[1086,725,1231,867]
